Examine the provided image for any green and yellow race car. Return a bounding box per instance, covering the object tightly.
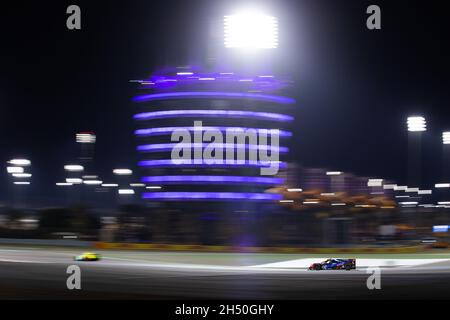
[74,252,101,261]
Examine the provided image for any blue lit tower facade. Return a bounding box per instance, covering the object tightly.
[132,70,294,244]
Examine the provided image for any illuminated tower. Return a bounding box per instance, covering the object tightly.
[132,70,294,244]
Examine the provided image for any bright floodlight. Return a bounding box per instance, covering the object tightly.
[130,183,145,188]
[146,186,162,190]
[102,183,118,187]
[64,164,84,172]
[407,116,426,132]
[326,171,342,176]
[76,132,96,144]
[7,166,24,174]
[66,178,82,184]
[12,173,32,178]
[8,159,31,166]
[83,180,102,185]
[56,182,72,186]
[113,168,133,176]
[118,189,135,195]
[224,12,278,49]
[443,132,450,144]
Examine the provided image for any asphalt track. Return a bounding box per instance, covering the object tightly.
[1,247,450,299]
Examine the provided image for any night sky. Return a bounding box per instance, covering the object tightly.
[1,0,450,204]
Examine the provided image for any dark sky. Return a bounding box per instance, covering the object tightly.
[1,0,450,204]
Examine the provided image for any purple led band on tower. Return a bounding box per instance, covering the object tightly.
[135,127,292,137]
[133,91,295,104]
[137,143,288,153]
[141,175,284,185]
[142,192,282,201]
[134,110,293,122]
[138,159,286,168]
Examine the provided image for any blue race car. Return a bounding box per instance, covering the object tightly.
[309,258,356,270]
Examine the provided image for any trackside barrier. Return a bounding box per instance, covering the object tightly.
[93,242,425,254]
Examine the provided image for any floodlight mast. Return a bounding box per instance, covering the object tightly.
[407,116,426,187]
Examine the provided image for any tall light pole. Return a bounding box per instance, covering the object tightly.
[113,168,134,206]
[442,132,450,180]
[407,116,426,188]
[6,158,31,208]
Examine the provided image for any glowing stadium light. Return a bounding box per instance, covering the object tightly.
[66,178,82,184]
[7,166,24,174]
[56,182,72,186]
[142,192,282,201]
[407,116,426,132]
[133,92,294,104]
[331,203,346,206]
[367,179,383,187]
[130,183,146,187]
[435,183,450,188]
[394,185,408,191]
[82,175,98,179]
[326,171,342,176]
[224,12,278,49]
[118,189,135,195]
[8,159,31,166]
[113,168,133,176]
[12,173,32,178]
[141,176,283,185]
[418,189,432,195]
[400,201,418,205]
[383,184,397,190]
[146,186,162,190]
[406,187,419,192]
[438,201,450,205]
[83,180,102,185]
[279,200,294,203]
[443,132,450,144]
[287,188,302,192]
[64,164,84,172]
[76,132,96,144]
[102,183,118,187]
[14,181,30,185]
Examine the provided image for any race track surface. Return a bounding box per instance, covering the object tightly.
[1,247,450,299]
